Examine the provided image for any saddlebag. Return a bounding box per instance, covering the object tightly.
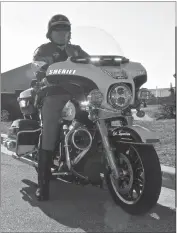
[6,119,41,156]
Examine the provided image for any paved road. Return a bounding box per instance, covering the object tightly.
[1,150,176,232]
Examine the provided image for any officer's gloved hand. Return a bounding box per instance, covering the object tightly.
[35,70,46,82]
[32,61,48,82]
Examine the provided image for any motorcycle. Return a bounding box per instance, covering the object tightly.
[4,26,162,215]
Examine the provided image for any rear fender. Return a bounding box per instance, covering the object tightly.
[129,124,160,143]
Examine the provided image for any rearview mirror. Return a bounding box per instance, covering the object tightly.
[137,88,151,100]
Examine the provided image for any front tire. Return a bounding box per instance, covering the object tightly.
[106,143,162,215]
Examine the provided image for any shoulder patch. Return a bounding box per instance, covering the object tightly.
[33,47,41,57]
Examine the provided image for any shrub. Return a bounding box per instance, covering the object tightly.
[156,104,176,120]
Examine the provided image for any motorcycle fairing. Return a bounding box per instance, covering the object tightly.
[19,88,33,98]
[100,61,146,82]
[46,59,138,109]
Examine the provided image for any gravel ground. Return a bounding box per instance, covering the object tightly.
[134,119,175,168]
[135,104,175,168]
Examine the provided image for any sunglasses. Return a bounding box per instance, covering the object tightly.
[52,24,71,31]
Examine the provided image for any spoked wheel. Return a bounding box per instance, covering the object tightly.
[110,147,144,203]
[106,143,162,215]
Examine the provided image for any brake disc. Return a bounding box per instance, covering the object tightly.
[113,152,134,195]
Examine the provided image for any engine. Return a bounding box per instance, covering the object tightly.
[64,120,104,183]
[71,127,92,151]
[65,121,93,165]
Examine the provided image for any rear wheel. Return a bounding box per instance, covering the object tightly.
[106,143,162,215]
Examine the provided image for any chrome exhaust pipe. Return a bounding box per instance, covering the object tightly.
[64,127,75,171]
[52,172,72,176]
[64,127,89,181]
[12,153,38,168]
[12,154,72,176]
[71,168,88,180]
[71,127,92,165]
[72,146,91,165]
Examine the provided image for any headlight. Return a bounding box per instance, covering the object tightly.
[19,99,29,108]
[80,101,90,110]
[90,57,100,62]
[87,89,104,107]
[108,83,132,109]
[114,57,122,62]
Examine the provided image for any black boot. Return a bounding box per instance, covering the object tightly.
[49,152,58,180]
[35,149,53,201]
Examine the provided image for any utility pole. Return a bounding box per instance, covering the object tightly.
[156,86,158,105]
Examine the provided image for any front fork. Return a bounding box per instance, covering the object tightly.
[96,119,119,179]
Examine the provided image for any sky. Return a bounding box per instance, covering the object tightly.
[1,1,176,89]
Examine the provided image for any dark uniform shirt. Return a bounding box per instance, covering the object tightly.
[33,42,89,73]
[32,42,89,103]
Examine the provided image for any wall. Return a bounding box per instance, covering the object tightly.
[1,63,35,93]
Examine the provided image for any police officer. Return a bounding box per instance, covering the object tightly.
[32,14,89,201]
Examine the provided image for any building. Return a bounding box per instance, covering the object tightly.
[1,63,35,93]
[149,87,175,98]
[1,63,35,121]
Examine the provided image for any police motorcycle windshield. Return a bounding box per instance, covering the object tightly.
[71,26,124,56]
[44,26,147,113]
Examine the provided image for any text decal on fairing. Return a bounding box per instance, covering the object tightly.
[49,69,76,75]
[113,131,131,136]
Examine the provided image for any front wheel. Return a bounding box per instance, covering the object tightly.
[106,143,162,215]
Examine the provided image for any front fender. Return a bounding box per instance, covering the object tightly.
[129,124,160,143]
